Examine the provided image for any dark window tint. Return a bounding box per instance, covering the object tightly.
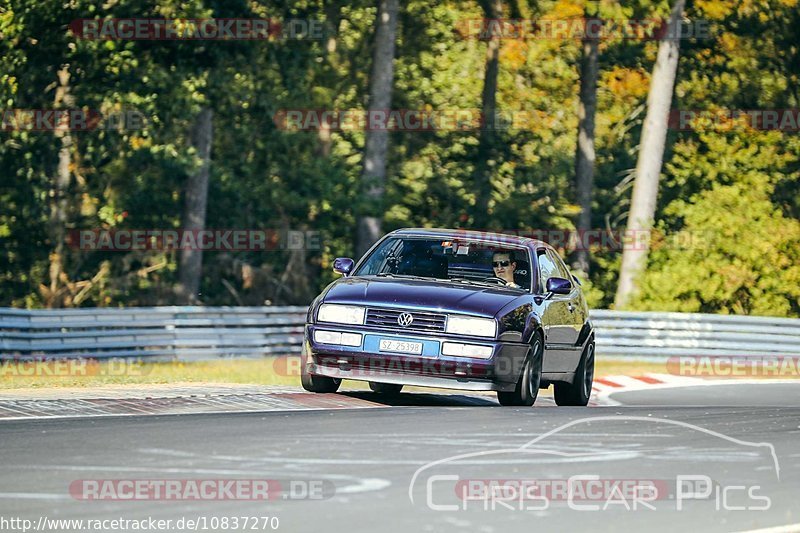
[354,236,529,290]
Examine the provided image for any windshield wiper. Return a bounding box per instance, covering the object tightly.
[448,277,522,289]
[448,277,502,286]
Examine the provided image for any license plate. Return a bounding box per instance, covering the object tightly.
[379,339,423,355]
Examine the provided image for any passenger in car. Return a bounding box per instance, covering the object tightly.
[397,241,448,278]
[492,251,520,288]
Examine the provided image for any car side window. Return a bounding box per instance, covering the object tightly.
[549,249,571,281]
[536,249,558,293]
[357,238,401,275]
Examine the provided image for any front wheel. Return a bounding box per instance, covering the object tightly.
[497,332,542,407]
[554,340,595,406]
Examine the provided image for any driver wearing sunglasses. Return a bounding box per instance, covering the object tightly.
[491,251,519,288]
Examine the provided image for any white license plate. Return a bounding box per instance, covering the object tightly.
[379,339,423,355]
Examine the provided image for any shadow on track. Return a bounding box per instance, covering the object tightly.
[340,391,498,407]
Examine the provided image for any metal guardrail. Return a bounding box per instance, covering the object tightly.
[1,307,799,360]
[591,310,800,358]
[0,307,306,360]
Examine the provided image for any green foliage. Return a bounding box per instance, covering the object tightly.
[0,0,798,316]
[630,130,800,315]
[623,0,800,316]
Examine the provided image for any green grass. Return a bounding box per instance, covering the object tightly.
[0,359,298,390]
[2,356,794,391]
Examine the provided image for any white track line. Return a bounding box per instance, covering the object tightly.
[591,373,800,406]
[734,523,800,533]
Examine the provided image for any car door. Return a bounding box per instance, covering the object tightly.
[536,248,575,372]
[550,250,586,349]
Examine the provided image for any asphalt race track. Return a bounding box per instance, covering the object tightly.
[2,382,799,533]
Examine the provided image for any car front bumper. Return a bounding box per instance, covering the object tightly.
[303,324,530,392]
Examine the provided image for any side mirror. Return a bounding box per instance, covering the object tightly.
[546,277,572,295]
[333,257,355,276]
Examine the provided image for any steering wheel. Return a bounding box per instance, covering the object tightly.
[483,276,508,285]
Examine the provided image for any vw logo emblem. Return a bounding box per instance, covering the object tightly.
[397,312,414,327]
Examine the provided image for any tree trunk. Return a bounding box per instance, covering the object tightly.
[473,0,503,229]
[614,0,685,308]
[316,1,343,158]
[47,65,73,308]
[356,0,399,257]
[573,35,600,274]
[176,107,213,304]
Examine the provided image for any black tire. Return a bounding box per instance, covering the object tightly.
[369,382,403,395]
[497,332,543,407]
[554,339,595,406]
[301,369,341,393]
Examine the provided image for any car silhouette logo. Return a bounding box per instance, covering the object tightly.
[397,312,414,327]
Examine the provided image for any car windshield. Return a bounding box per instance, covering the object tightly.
[353,237,530,291]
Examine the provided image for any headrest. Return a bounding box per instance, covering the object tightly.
[513,259,531,290]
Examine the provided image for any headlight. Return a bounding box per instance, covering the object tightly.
[442,342,493,359]
[314,330,363,347]
[317,304,366,325]
[446,315,497,338]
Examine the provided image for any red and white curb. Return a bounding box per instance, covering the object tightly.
[592,374,800,406]
[591,374,707,406]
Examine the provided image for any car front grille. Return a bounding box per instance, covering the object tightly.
[365,308,447,333]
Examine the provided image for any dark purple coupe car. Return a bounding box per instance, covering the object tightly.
[301,228,595,406]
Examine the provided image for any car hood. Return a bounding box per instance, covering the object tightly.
[321,276,524,317]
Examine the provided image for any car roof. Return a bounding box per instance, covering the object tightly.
[388,227,549,249]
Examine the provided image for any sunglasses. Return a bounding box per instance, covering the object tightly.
[492,260,511,267]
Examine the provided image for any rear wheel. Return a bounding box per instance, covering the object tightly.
[301,368,341,393]
[554,339,595,406]
[369,382,403,396]
[497,332,542,407]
